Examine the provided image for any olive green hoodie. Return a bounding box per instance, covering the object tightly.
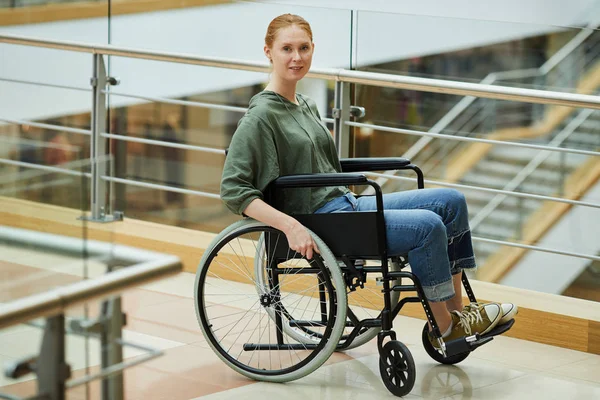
[221,90,348,215]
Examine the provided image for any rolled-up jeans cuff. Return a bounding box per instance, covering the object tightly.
[422,278,455,302]
[450,256,477,275]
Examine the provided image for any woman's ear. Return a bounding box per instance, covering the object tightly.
[264,45,272,62]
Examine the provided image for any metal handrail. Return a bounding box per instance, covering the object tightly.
[1,33,600,109]
[0,135,81,151]
[0,225,182,329]
[0,117,91,135]
[0,157,90,184]
[472,236,600,263]
[0,158,92,177]
[0,77,90,92]
[363,171,600,209]
[346,121,600,158]
[106,91,248,114]
[100,132,227,155]
[102,176,221,199]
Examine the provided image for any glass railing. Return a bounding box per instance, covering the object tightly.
[0,33,111,399]
[0,2,598,307]
[0,147,94,398]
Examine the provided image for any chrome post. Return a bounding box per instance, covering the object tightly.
[90,54,109,221]
[333,81,351,158]
[100,297,125,400]
[37,315,71,400]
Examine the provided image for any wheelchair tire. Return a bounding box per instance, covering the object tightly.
[194,219,348,383]
[421,323,470,365]
[379,340,416,397]
[255,235,401,350]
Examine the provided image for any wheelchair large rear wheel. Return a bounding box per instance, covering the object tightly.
[194,219,348,383]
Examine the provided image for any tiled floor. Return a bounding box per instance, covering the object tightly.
[1,259,600,399]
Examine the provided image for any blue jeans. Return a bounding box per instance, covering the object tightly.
[314,188,476,302]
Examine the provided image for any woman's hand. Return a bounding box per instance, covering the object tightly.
[284,220,320,259]
[242,199,320,259]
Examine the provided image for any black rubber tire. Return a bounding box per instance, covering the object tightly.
[379,340,416,397]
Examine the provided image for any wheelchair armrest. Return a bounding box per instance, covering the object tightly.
[340,157,424,189]
[340,157,411,172]
[271,173,368,189]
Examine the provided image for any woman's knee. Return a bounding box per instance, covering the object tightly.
[416,210,446,245]
[438,188,467,214]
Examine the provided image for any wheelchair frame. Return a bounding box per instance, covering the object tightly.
[196,157,515,397]
[266,158,475,350]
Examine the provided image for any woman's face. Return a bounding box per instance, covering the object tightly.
[265,24,314,83]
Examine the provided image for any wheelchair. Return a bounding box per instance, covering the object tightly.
[193,158,515,397]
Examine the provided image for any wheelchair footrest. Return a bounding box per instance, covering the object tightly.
[243,343,318,351]
[445,335,494,357]
[482,318,516,339]
[442,318,516,357]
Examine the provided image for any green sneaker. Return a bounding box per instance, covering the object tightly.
[464,302,518,325]
[429,303,502,349]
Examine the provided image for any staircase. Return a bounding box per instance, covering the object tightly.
[462,109,599,265]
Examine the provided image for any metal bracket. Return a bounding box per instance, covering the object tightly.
[79,209,124,223]
[350,106,366,119]
[4,356,36,380]
[70,313,127,336]
[90,77,120,87]
[107,76,120,86]
[332,106,365,119]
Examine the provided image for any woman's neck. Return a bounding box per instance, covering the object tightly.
[265,77,298,104]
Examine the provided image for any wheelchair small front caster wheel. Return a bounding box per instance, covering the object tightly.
[379,340,416,397]
[421,323,470,365]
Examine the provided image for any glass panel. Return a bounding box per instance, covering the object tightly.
[0,4,109,398]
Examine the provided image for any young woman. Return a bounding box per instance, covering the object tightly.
[221,13,516,346]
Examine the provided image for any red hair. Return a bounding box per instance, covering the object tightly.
[265,14,313,48]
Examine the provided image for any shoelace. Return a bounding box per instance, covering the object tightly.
[451,308,484,336]
[464,302,482,310]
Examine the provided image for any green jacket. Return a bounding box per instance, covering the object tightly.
[221,90,348,215]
